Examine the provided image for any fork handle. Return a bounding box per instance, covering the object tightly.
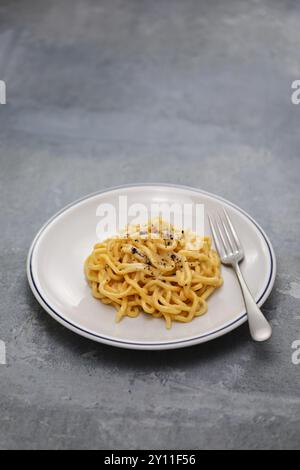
[234,263,272,342]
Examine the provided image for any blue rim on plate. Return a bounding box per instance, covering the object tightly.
[27,183,276,349]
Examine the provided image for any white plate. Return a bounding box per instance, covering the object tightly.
[27,184,276,350]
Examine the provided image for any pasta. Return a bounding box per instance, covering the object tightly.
[85,219,223,329]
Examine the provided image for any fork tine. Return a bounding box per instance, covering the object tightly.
[222,208,241,250]
[218,212,235,254]
[208,214,224,257]
[215,214,231,254]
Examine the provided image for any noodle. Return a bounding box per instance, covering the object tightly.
[85,219,223,329]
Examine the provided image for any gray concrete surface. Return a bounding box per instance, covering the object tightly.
[1,0,300,450]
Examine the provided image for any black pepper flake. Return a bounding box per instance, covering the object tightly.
[131,247,138,254]
[171,254,176,261]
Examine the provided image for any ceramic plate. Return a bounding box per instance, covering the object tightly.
[27,184,276,350]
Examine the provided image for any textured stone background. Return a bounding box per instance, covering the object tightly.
[0,0,300,449]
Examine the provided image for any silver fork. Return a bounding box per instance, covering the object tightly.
[209,209,272,342]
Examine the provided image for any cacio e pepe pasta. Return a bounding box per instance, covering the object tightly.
[85,219,223,328]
